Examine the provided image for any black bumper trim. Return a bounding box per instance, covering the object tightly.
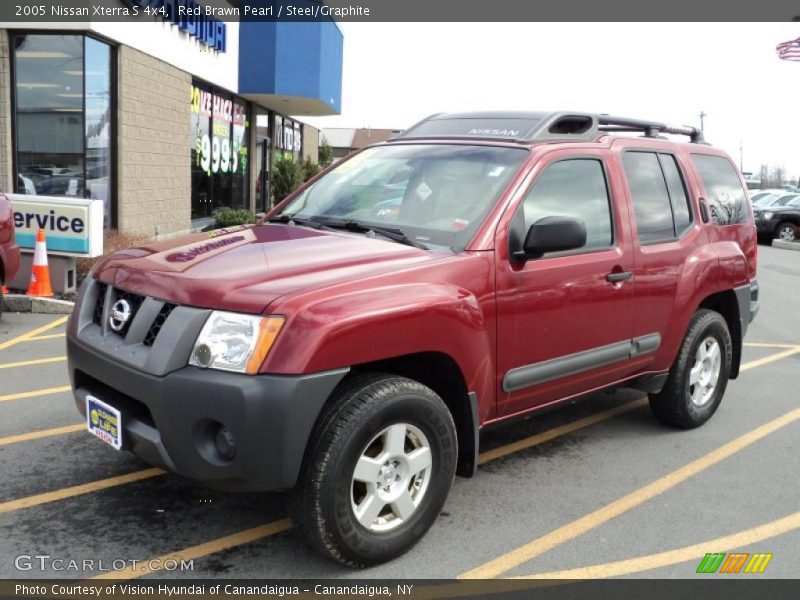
[68,335,348,492]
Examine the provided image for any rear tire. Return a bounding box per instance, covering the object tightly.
[649,309,732,429]
[0,282,4,320]
[291,374,457,567]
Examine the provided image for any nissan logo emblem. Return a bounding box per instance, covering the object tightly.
[109,299,132,332]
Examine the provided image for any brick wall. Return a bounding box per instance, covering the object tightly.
[117,46,191,238]
[0,30,13,194]
[302,123,320,164]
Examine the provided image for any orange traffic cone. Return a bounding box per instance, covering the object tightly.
[1,285,8,295]
[26,228,54,298]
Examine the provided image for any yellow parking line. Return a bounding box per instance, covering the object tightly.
[0,316,67,351]
[91,518,294,579]
[478,397,647,465]
[87,399,648,579]
[25,333,65,341]
[0,424,84,446]
[458,406,800,579]
[0,355,66,370]
[743,342,799,349]
[740,346,800,371]
[0,386,71,403]
[514,510,800,579]
[0,468,165,514]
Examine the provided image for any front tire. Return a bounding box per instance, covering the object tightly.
[649,309,732,429]
[775,221,797,242]
[291,374,457,567]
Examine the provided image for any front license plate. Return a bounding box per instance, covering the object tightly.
[86,395,123,450]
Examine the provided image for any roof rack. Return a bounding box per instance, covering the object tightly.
[389,111,707,145]
[597,115,706,144]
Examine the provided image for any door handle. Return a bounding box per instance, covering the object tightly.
[606,270,633,283]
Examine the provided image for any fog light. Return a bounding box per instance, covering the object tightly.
[215,426,237,460]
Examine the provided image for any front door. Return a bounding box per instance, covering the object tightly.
[495,151,640,418]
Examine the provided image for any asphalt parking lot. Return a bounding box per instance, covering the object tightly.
[0,244,798,581]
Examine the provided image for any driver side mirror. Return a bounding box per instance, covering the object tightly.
[517,216,587,260]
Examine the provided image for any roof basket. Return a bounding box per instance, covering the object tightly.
[389,111,707,145]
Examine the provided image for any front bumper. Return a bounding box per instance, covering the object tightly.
[1,242,20,282]
[68,335,348,492]
[755,219,776,236]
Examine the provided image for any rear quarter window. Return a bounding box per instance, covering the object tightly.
[690,154,749,225]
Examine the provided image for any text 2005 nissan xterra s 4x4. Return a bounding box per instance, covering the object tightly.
[68,112,758,566]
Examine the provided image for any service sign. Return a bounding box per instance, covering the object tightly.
[9,194,104,257]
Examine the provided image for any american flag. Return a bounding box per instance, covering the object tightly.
[776,37,800,61]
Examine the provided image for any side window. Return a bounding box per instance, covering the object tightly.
[622,152,675,243]
[521,159,613,253]
[690,154,749,225]
[659,154,693,235]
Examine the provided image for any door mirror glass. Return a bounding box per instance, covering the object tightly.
[521,216,587,259]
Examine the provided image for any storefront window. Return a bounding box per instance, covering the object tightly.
[12,34,115,226]
[273,114,302,163]
[190,81,250,219]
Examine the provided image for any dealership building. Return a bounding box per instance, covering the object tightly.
[0,1,343,238]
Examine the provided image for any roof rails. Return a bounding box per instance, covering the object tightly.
[390,111,707,145]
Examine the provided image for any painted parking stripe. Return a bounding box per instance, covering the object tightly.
[478,397,647,464]
[740,346,800,371]
[0,356,66,370]
[25,333,66,342]
[0,386,71,403]
[91,519,294,579]
[0,468,165,514]
[513,510,800,579]
[2,343,795,578]
[0,316,67,351]
[83,400,645,579]
[458,406,800,579]
[0,424,84,446]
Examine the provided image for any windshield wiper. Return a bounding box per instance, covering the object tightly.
[265,214,335,231]
[322,220,429,250]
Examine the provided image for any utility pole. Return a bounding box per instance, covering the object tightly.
[739,139,743,173]
[699,110,707,132]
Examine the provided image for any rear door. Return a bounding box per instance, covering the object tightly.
[495,149,639,418]
[613,143,705,373]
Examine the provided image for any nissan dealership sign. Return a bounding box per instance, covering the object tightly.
[121,0,228,52]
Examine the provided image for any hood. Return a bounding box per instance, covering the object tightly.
[93,224,437,313]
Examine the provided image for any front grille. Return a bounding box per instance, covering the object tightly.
[92,283,108,326]
[144,302,176,347]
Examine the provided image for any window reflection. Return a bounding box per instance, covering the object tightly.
[85,37,112,227]
[13,34,114,226]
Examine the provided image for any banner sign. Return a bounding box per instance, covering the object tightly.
[9,194,104,257]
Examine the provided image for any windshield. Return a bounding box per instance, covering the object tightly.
[753,194,781,207]
[277,144,528,251]
[774,194,798,206]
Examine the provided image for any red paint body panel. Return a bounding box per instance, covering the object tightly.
[0,193,21,284]
[91,134,757,431]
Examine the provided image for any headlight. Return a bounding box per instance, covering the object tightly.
[189,311,285,374]
[764,212,774,220]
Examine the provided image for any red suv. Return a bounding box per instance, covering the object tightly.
[0,192,21,318]
[67,112,758,566]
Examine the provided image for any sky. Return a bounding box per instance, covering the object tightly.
[303,23,800,179]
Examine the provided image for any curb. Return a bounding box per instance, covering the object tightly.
[2,294,75,314]
[772,240,800,251]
